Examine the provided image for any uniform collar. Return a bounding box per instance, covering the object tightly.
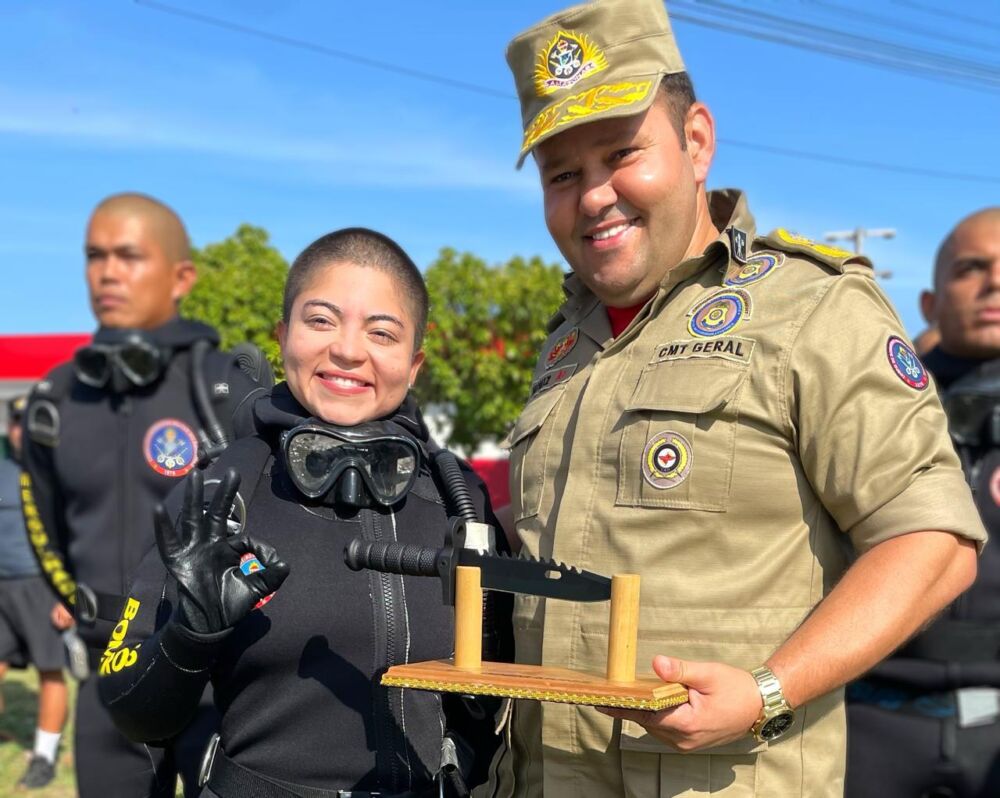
[560,188,756,347]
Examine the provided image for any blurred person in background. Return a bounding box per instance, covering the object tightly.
[19,193,269,797]
[847,207,1000,798]
[0,395,68,789]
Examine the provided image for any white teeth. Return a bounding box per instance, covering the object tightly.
[592,222,630,241]
[327,375,366,387]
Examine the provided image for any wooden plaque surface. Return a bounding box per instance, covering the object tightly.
[382,659,688,711]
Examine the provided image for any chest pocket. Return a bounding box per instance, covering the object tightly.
[616,359,750,511]
[501,385,567,523]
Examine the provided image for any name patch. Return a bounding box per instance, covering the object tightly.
[653,336,755,365]
[530,363,577,396]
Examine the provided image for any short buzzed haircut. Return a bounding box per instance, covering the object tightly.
[657,72,697,150]
[91,192,191,264]
[933,206,1000,290]
[283,228,429,349]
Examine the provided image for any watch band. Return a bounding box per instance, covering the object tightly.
[751,665,787,710]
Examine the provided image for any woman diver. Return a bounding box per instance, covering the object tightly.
[97,228,511,798]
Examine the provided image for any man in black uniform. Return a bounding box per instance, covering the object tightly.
[19,193,267,798]
[847,207,1000,798]
[0,396,69,789]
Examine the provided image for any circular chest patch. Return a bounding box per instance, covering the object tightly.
[886,336,928,391]
[143,419,198,477]
[725,252,785,287]
[688,290,752,338]
[642,431,693,490]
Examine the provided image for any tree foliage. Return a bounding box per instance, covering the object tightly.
[182,224,288,377]
[415,248,565,451]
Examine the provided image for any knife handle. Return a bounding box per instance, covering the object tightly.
[344,538,440,578]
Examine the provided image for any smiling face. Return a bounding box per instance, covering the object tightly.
[279,261,425,426]
[534,97,718,307]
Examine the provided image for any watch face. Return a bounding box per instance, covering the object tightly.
[761,711,795,741]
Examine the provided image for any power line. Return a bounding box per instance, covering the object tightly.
[131,0,511,100]
[891,0,1000,33]
[717,139,1000,185]
[670,0,1000,89]
[130,0,1000,186]
[801,0,998,54]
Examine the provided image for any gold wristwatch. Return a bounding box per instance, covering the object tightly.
[749,666,795,743]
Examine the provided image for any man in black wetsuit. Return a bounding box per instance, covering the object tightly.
[19,193,267,798]
[846,207,1000,798]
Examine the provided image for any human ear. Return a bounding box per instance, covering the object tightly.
[685,102,716,185]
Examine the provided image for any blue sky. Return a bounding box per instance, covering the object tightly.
[1,0,997,336]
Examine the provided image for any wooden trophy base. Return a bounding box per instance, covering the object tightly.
[381,659,688,711]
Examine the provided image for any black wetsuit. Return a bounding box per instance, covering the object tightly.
[98,384,510,797]
[847,348,1000,798]
[20,317,266,798]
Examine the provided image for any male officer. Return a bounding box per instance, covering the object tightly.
[847,207,1000,798]
[480,2,986,796]
[0,396,68,789]
[19,193,266,797]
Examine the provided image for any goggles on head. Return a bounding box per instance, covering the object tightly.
[281,421,421,508]
[74,334,166,391]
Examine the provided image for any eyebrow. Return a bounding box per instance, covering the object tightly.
[302,300,405,328]
[538,132,636,174]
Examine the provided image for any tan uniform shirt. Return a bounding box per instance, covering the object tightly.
[481,190,986,798]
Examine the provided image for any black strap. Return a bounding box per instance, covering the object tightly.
[75,584,127,625]
[208,750,417,798]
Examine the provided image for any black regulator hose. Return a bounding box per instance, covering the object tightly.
[191,339,229,462]
[434,450,478,523]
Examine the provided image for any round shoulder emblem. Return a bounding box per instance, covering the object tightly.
[725,252,785,288]
[642,431,693,490]
[886,336,928,391]
[688,289,752,338]
[143,419,199,477]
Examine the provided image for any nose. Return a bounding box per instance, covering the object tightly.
[327,328,365,365]
[987,258,1000,290]
[578,168,618,218]
[94,257,125,284]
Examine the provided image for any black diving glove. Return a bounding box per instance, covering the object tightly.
[154,468,290,635]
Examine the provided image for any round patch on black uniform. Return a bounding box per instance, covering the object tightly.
[886,336,928,391]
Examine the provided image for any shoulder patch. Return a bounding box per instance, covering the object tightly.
[26,400,60,447]
[762,228,872,273]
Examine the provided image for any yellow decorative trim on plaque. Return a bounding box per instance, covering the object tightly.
[534,30,609,96]
[522,79,654,154]
[381,674,688,710]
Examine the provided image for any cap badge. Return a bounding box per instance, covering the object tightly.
[642,430,693,490]
[534,30,608,96]
[545,327,579,368]
[886,336,928,391]
[688,289,752,338]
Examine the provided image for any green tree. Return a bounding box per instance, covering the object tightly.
[182,224,288,377]
[416,248,565,451]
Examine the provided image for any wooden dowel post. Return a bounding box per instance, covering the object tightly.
[606,574,641,683]
[454,566,483,671]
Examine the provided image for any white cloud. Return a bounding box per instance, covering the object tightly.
[0,88,535,195]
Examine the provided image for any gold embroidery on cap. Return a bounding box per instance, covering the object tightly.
[534,30,609,96]
[522,80,654,154]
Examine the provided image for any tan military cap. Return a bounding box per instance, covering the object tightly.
[506,0,686,166]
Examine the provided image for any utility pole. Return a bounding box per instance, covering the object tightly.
[823,227,895,280]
